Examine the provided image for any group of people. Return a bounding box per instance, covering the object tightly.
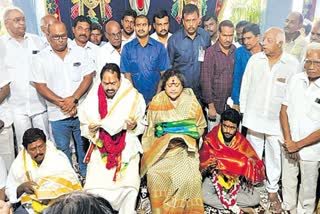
[0,2,320,214]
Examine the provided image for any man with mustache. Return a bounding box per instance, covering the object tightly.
[202,13,218,45]
[78,63,146,213]
[6,128,81,214]
[240,27,299,213]
[200,20,236,131]
[283,12,307,61]
[280,43,320,213]
[121,9,137,47]
[199,108,265,213]
[168,4,211,101]
[150,9,171,48]
[121,15,170,104]
[71,15,100,68]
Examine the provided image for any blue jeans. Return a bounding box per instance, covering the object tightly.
[50,117,87,177]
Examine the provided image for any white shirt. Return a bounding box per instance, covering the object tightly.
[283,72,320,161]
[240,52,299,135]
[150,32,172,48]
[0,156,7,189]
[96,42,121,83]
[284,34,308,61]
[70,40,100,66]
[0,33,47,116]
[31,45,95,121]
[121,30,136,48]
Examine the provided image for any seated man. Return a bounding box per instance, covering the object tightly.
[199,109,265,213]
[6,128,81,214]
[78,63,146,214]
[141,69,206,213]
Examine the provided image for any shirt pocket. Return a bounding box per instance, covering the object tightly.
[71,63,82,82]
[274,81,286,98]
[307,102,320,122]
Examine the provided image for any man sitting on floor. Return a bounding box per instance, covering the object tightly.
[6,128,81,214]
[199,109,265,214]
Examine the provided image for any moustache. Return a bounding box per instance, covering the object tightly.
[138,30,145,33]
[34,153,44,159]
[106,90,115,93]
[187,27,195,31]
[79,34,88,38]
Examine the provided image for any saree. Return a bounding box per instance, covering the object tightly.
[141,89,206,213]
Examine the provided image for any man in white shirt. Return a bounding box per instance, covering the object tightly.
[150,10,172,48]
[31,21,95,178]
[240,27,299,213]
[70,15,100,66]
[96,20,122,82]
[0,45,14,171]
[40,14,57,47]
[121,9,137,47]
[1,7,49,146]
[283,12,308,61]
[280,43,320,213]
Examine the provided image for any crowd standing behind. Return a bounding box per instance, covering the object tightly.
[0,4,320,214]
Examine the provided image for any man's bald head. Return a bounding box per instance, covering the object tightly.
[48,21,68,53]
[263,27,285,57]
[3,7,26,39]
[104,20,121,49]
[311,20,320,43]
[41,15,57,35]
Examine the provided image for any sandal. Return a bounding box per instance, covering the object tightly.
[268,193,282,214]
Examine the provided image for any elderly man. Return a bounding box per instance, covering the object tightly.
[40,14,57,46]
[0,7,49,146]
[283,12,308,60]
[240,27,299,213]
[6,128,81,214]
[201,20,235,131]
[150,9,171,48]
[310,20,320,43]
[141,69,206,213]
[70,15,100,66]
[79,63,146,214]
[200,109,265,213]
[232,23,262,112]
[121,15,170,104]
[121,9,137,47]
[96,20,122,79]
[280,43,320,213]
[202,13,218,45]
[31,21,95,178]
[168,4,211,100]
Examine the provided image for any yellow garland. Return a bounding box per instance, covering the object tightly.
[217,173,239,190]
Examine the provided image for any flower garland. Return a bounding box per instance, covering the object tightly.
[211,171,243,214]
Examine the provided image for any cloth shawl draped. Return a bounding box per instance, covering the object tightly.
[199,125,265,183]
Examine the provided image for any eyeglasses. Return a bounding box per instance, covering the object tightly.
[7,17,25,23]
[107,31,122,39]
[304,59,320,68]
[50,34,68,40]
[222,123,237,130]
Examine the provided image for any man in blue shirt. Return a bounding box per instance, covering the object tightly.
[167,4,211,100]
[231,23,262,111]
[121,15,170,104]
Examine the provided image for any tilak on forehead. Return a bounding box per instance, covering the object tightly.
[106,76,112,83]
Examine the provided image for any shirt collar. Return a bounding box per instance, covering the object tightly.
[258,52,289,64]
[4,32,29,42]
[182,27,201,39]
[213,41,236,55]
[133,37,154,46]
[298,72,320,88]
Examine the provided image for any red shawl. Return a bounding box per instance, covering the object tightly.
[98,84,126,180]
[199,125,265,183]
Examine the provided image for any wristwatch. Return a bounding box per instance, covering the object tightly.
[73,96,79,104]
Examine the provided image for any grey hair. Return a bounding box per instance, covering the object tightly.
[3,7,24,21]
[265,27,285,44]
[305,42,320,53]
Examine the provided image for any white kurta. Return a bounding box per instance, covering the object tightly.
[6,141,80,205]
[78,77,146,213]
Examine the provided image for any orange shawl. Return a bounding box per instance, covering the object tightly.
[199,125,265,183]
